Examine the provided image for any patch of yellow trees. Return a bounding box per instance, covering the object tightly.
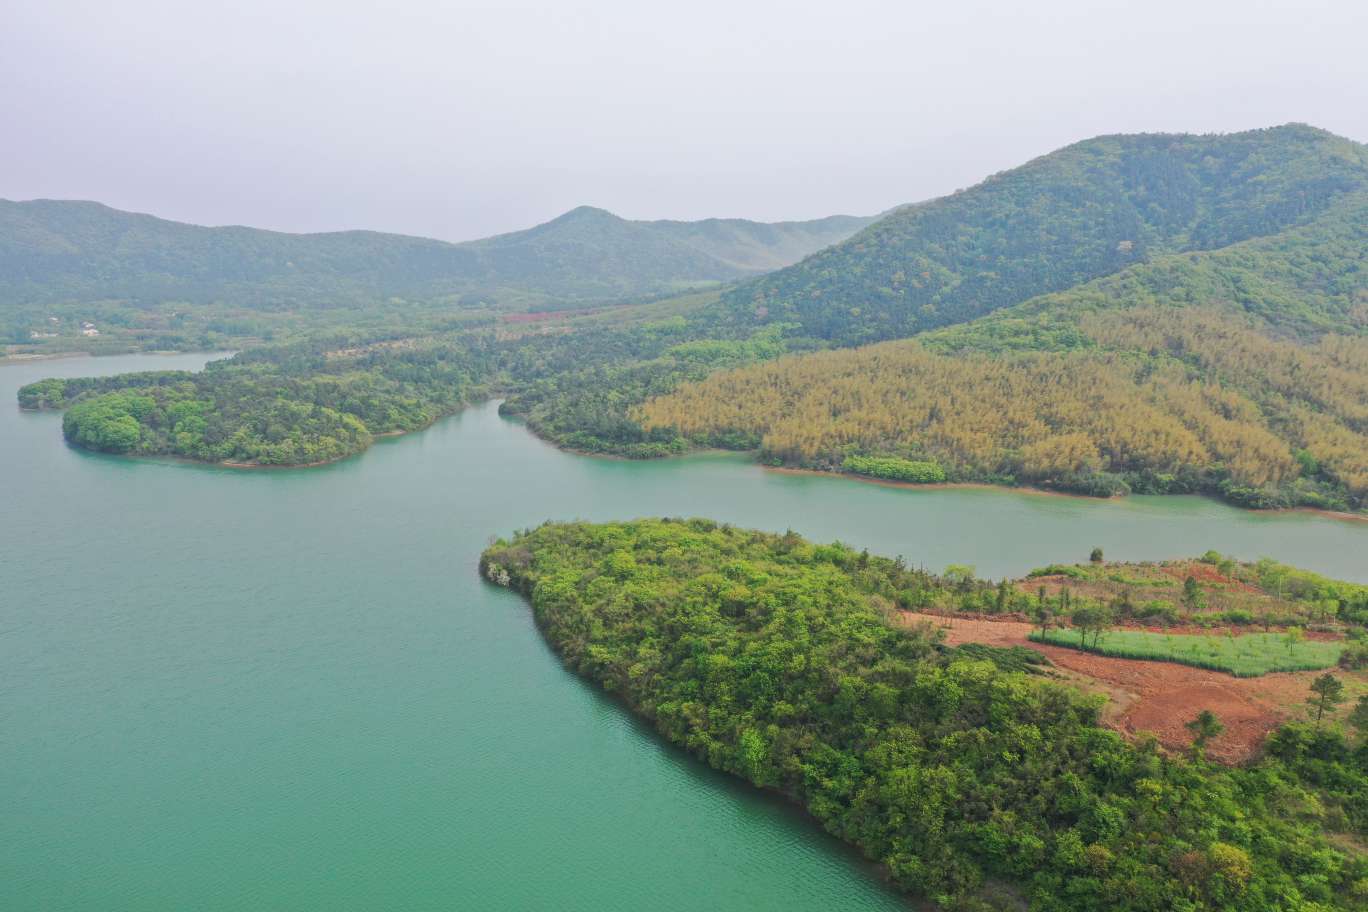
[636,307,1367,497]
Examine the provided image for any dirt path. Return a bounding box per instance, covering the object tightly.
[901,612,1331,763]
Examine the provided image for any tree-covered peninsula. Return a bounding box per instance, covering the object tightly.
[19,340,486,465]
[481,519,1368,911]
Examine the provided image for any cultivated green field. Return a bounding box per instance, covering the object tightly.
[1029,628,1343,677]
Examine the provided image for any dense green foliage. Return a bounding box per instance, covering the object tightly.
[1269,724,1368,834]
[923,193,1368,352]
[633,128,1368,512]
[520,128,1368,511]
[1030,628,1342,677]
[0,199,870,353]
[717,125,1368,345]
[500,321,792,457]
[842,455,947,483]
[483,520,1368,910]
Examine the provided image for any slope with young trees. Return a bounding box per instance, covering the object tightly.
[636,303,1368,509]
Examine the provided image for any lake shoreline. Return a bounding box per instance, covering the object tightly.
[0,348,216,366]
[762,464,1080,500]
[20,368,1368,525]
[485,567,933,911]
[562,440,1366,522]
[8,351,1368,911]
[759,463,1368,524]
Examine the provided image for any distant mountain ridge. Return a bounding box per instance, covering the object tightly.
[457,204,873,300]
[0,199,875,311]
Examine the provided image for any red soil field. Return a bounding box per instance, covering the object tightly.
[901,612,1336,763]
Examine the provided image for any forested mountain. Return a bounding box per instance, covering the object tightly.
[921,191,1368,348]
[717,124,1368,344]
[0,199,872,344]
[632,132,1368,511]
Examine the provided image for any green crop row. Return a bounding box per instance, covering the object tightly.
[1030,628,1342,677]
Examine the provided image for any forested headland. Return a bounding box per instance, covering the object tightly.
[17,309,791,465]
[481,519,1368,910]
[19,340,487,465]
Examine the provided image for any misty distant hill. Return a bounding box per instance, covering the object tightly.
[0,199,874,311]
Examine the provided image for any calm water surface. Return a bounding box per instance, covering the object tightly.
[4,353,1366,911]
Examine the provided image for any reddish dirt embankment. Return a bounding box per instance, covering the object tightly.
[901,612,1336,763]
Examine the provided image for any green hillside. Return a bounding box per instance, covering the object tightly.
[638,193,1368,509]
[923,191,1368,351]
[718,124,1368,345]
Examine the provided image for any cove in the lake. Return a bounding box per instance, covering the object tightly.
[4,353,1365,912]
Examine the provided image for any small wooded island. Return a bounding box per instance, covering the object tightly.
[481,519,1368,910]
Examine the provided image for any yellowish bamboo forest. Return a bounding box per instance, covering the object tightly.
[637,306,1368,504]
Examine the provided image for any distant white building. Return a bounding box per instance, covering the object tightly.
[81,327,100,337]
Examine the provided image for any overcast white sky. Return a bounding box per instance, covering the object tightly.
[4,0,1367,241]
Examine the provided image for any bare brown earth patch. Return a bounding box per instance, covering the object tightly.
[901,612,1348,763]
[498,306,607,323]
[1157,559,1261,592]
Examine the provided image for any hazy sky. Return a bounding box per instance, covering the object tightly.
[4,0,1367,241]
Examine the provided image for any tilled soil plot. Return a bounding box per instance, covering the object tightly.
[901,612,1332,763]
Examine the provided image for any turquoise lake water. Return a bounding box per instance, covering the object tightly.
[4,352,1365,910]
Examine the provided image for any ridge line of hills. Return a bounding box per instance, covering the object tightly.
[0,197,876,319]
